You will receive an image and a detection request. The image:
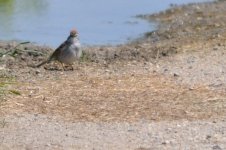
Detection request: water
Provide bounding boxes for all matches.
[0,0,210,47]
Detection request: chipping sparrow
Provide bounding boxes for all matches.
[36,29,82,70]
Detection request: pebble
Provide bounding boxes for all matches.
[162,140,170,145]
[212,145,222,150]
[173,73,179,77]
[206,135,211,139]
[35,70,41,74]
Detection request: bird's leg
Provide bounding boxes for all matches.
[70,64,74,71]
[65,64,74,71]
[60,62,66,71]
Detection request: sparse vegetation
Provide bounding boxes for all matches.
[0,73,16,105]
[80,51,91,62]
[0,118,7,128]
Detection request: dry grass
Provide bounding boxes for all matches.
[1,65,226,122]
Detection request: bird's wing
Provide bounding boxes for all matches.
[49,40,68,61]
[35,41,67,68]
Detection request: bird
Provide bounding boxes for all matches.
[36,29,82,70]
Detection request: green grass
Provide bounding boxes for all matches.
[9,90,21,95]
[80,51,91,62]
[0,118,7,128]
[0,80,7,98]
[0,73,16,104]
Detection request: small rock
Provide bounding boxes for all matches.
[173,73,179,77]
[162,140,170,145]
[0,66,6,70]
[35,70,41,74]
[21,56,26,60]
[189,87,194,90]
[2,55,15,62]
[217,43,222,46]
[212,145,222,150]
[213,47,218,51]
[206,135,211,139]
[177,124,181,127]
[127,129,134,132]
[209,83,223,88]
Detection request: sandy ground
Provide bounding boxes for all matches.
[1,0,226,149]
[1,114,226,150]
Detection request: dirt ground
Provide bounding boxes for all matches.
[1,1,226,149]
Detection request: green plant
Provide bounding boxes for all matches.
[80,51,90,62]
[0,73,16,105]
[0,119,7,128]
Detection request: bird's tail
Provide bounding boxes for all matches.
[35,60,49,68]
[35,51,58,68]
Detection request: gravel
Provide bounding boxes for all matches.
[0,114,226,150]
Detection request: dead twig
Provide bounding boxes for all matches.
[0,41,30,57]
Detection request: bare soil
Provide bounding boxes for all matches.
[1,1,226,149]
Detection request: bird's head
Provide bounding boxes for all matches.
[70,28,78,37]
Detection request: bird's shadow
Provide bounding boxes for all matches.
[28,63,74,71]
[43,65,74,71]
